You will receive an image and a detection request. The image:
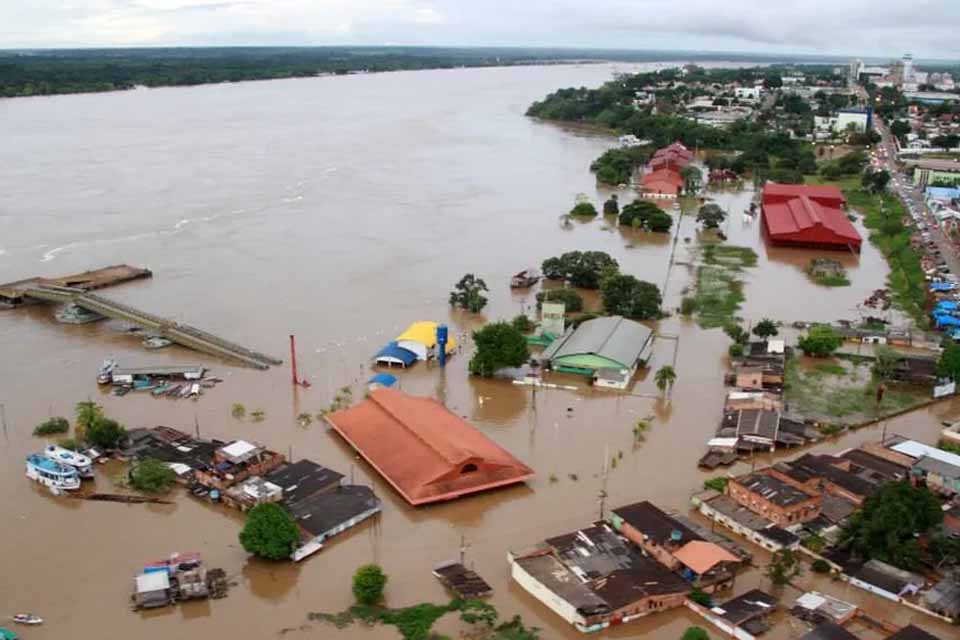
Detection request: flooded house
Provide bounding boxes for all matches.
[541,315,654,388]
[727,471,822,528]
[325,388,533,505]
[509,523,690,633]
[609,501,743,593]
[265,460,381,561]
[707,589,779,637]
[193,440,285,491]
[122,426,223,484]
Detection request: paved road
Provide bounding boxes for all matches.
[871,116,960,278]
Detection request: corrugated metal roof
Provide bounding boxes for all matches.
[543,316,652,370]
[892,440,960,467]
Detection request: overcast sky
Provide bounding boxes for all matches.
[2,1,958,59]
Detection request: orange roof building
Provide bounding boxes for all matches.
[325,388,534,505]
[641,168,684,197]
[673,540,741,576]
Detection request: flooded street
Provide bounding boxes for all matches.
[1,64,957,639]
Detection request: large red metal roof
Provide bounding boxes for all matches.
[761,183,861,249]
[326,388,533,505]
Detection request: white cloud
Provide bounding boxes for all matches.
[0,0,957,58]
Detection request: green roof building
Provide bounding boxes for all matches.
[542,316,654,382]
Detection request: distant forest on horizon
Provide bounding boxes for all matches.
[0,46,955,99]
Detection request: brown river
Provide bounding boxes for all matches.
[1,63,957,639]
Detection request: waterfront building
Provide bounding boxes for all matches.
[541,315,654,386]
[761,184,862,252]
[727,470,822,527]
[326,388,533,505]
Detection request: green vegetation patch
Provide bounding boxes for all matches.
[785,355,928,423]
[692,244,757,329]
[844,188,927,325]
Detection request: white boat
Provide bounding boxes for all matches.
[25,454,80,492]
[43,445,94,479]
[12,614,42,625]
[97,358,117,385]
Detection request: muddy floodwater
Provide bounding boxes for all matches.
[1,64,957,639]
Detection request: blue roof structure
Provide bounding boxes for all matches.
[930,282,957,292]
[373,342,417,367]
[927,186,960,201]
[936,315,960,328]
[937,301,958,311]
[368,373,398,387]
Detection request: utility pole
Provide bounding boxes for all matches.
[598,444,610,521]
[194,414,200,438]
[459,533,469,566]
[1,403,7,441]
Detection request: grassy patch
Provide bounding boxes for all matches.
[814,362,847,376]
[785,355,929,423]
[693,244,757,329]
[844,188,928,326]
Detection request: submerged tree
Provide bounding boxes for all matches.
[696,203,725,229]
[129,458,177,494]
[600,274,661,319]
[449,273,489,313]
[654,365,677,397]
[469,322,529,377]
[602,194,620,216]
[766,548,802,586]
[352,564,388,605]
[797,324,843,357]
[239,503,301,560]
[752,318,779,339]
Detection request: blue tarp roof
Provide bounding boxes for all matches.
[368,373,398,387]
[373,342,417,366]
[936,315,960,328]
[936,301,959,310]
[931,283,957,292]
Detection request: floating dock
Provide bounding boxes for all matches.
[23,284,281,369]
[0,264,152,308]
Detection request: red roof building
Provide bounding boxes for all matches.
[761,183,861,252]
[325,388,533,505]
[641,168,684,197]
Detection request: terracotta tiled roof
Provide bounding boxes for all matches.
[326,388,533,505]
[673,540,741,575]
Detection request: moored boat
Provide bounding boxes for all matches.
[142,336,173,350]
[11,614,42,625]
[97,358,117,385]
[55,303,105,325]
[25,454,81,492]
[44,444,94,479]
[510,268,541,289]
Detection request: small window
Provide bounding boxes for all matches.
[461,463,478,474]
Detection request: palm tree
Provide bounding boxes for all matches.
[74,399,103,441]
[654,365,677,397]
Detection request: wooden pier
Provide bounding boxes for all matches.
[23,284,282,369]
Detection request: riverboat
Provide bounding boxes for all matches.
[25,454,81,492]
[11,614,42,625]
[143,336,173,349]
[43,444,94,479]
[55,303,104,324]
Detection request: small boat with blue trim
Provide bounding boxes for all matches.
[25,454,81,492]
[44,444,94,479]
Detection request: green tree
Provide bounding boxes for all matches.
[681,627,710,640]
[536,288,584,312]
[724,323,749,344]
[600,274,662,319]
[469,322,530,377]
[231,403,246,419]
[729,343,744,357]
[603,194,620,216]
[681,165,702,194]
[459,599,499,628]
[449,273,489,313]
[86,416,126,449]
[862,169,891,193]
[654,365,677,396]
[696,204,725,229]
[75,400,104,442]
[766,548,802,586]
[838,482,943,570]
[511,314,534,334]
[239,503,302,560]
[889,119,911,141]
[936,341,960,383]
[540,251,619,289]
[874,345,904,380]
[129,458,177,494]
[688,587,712,607]
[797,324,843,357]
[569,201,598,217]
[352,564,388,605]
[33,416,69,436]
[619,199,673,232]
[752,318,779,339]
